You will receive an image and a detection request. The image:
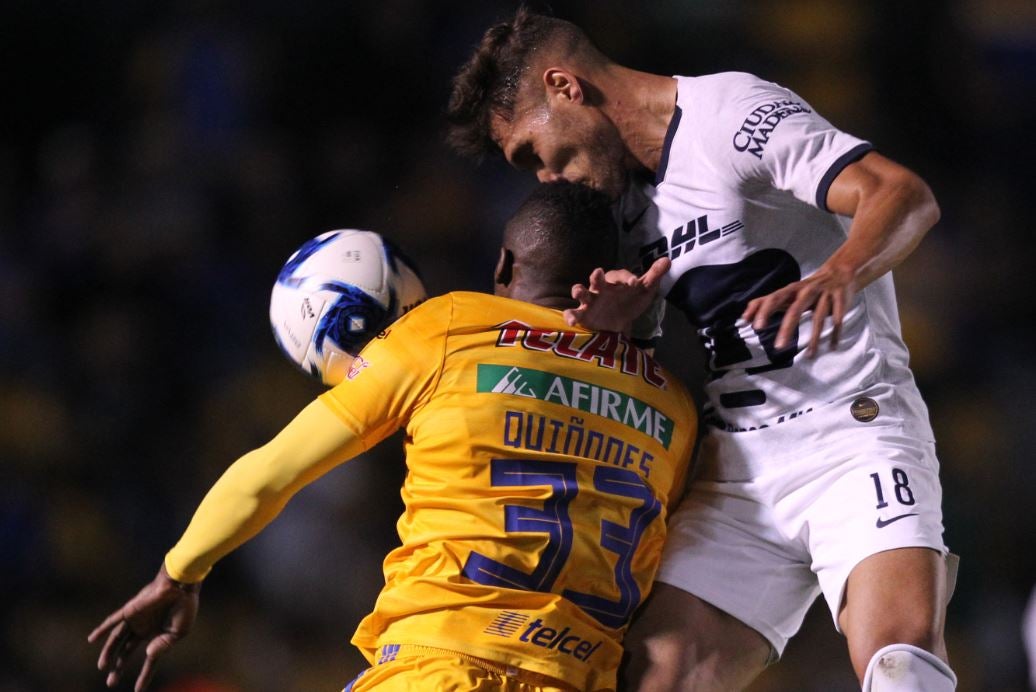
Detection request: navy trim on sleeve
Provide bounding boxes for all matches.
[654,105,683,186]
[815,142,874,212]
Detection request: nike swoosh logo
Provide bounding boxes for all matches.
[622,206,648,234]
[875,513,918,529]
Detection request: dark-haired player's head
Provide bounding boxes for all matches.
[447,7,629,198]
[495,180,618,308]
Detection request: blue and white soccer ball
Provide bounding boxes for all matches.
[270,229,426,385]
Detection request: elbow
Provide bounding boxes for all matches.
[926,192,941,229]
[891,168,940,234]
[226,444,292,500]
[913,177,940,231]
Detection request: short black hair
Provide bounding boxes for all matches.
[504,181,618,289]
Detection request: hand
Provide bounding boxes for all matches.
[88,564,201,691]
[741,265,855,358]
[563,257,671,335]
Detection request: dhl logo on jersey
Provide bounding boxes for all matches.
[494,320,667,389]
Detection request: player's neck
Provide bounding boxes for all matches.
[599,67,677,174]
[500,281,576,312]
[533,296,577,311]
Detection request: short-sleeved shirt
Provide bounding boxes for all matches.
[620,72,933,438]
[320,292,696,691]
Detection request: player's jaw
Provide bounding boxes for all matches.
[560,156,627,201]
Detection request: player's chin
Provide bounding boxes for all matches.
[580,171,627,201]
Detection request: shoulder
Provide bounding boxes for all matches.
[677,72,803,119]
[681,71,772,90]
[400,292,453,321]
[380,292,455,342]
[446,292,575,335]
[662,73,791,177]
[400,292,559,333]
[438,291,508,322]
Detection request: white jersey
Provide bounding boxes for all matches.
[620,72,933,437]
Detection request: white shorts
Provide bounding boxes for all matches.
[656,388,948,656]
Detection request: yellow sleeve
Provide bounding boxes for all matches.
[164,398,364,583]
[163,297,452,584]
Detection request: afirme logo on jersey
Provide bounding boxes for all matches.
[732,99,811,158]
[477,364,674,449]
[484,611,603,662]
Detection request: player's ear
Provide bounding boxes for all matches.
[494,248,514,294]
[543,68,584,104]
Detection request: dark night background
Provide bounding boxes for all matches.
[1,1,1034,690]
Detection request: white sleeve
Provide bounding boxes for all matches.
[716,75,872,211]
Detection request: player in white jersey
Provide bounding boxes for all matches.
[448,8,956,692]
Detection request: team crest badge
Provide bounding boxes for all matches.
[850,397,879,422]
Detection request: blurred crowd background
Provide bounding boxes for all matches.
[2,1,1034,690]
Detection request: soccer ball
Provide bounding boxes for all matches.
[270,229,426,385]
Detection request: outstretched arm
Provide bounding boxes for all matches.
[563,257,671,335]
[741,151,940,356]
[88,399,363,690]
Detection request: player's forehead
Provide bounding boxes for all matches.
[490,103,549,156]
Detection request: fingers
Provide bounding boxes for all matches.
[746,289,789,334]
[829,288,847,349]
[806,293,832,357]
[565,262,668,333]
[639,257,671,289]
[100,621,142,688]
[97,618,128,671]
[744,283,798,333]
[583,260,669,296]
[586,267,608,292]
[136,655,158,692]
[566,283,593,326]
[89,608,125,645]
[136,632,178,692]
[741,297,759,325]
[97,624,178,691]
[775,289,816,350]
[741,282,816,352]
[107,643,130,688]
[743,277,853,356]
[601,267,637,285]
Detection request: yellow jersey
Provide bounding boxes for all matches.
[319,292,696,691]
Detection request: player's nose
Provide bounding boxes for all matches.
[537,169,563,183]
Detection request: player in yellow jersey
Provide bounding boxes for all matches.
[88,181,695,692]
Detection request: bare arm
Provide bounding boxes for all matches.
[741,151,940,356]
